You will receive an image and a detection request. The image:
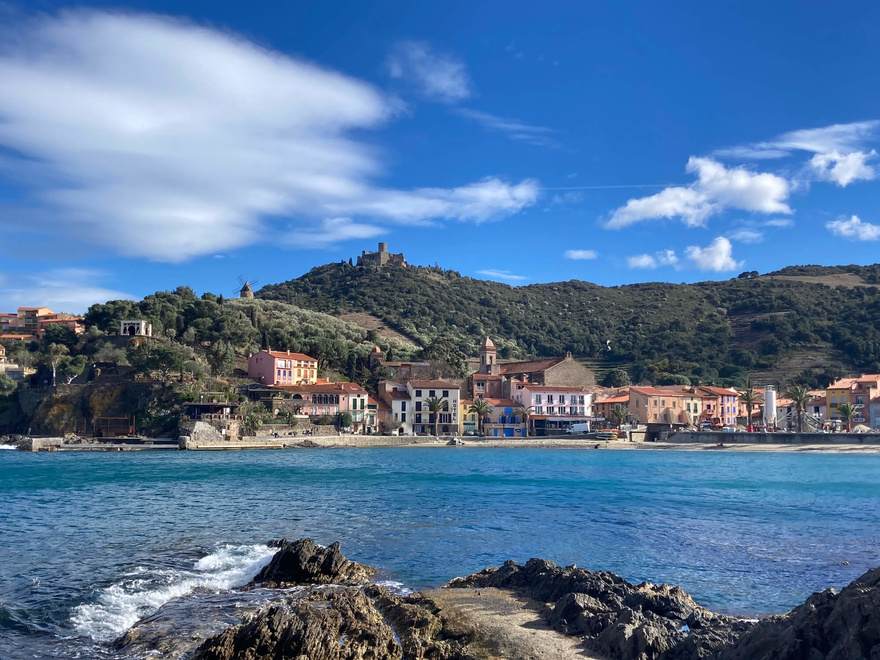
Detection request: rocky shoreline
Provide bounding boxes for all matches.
[112,538,880,660]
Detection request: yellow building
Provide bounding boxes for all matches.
[826,375,880,424]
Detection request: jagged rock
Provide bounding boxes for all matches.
[250,538,375,588]
[717,566,880,660]
[364,585,478,660]
[448,558,753,660]
[193,588,401,660]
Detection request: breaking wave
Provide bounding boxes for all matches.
[71,543,275,642]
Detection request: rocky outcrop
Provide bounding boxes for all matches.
[250,538,375,588]
[717,566,880,660]
[194,588,402,660]
[448,558,753,660]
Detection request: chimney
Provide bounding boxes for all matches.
[287,349,290,355]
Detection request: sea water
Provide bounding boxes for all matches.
[1,447,879,658]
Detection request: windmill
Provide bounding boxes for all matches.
[234,275,259,299]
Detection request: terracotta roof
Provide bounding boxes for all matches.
[498,358,564,375]
[630,386,695,397]
[264,351,316,361]
[471,374,503,380]
[385,391,410,401]
[408,380,459,389]
[481,398,518,407]
[596,394,629,405]
[460,398,474,405]
[696,386,740,396]
[514,384,589,393]
[277,382,366,394]
[0,334,37,341]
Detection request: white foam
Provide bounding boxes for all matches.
[72,543,275,642]
[373,580,415,596]
[0,444,18,450]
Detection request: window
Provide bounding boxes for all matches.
[536,406,543,414]
[443,390,449,397]
[547,407,555,414]
[400,413,406,422]
[415,390,422,397]
[579,395,585,405]
[535,395,542,404]
[401,401,407,411]
[415,414,422,424]
[547,395,554,404]
[570,407,577,415]
[429,390,436,397]
[415,401,422,411]
[672,401,676,409]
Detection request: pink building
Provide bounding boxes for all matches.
[510,381,593,435]
[247,350,318,386]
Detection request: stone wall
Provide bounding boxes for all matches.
[544,357,597,388]
[669,431,880,445]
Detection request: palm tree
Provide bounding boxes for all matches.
[739,387,760,431]
[785,384,810,433]
[836,402,857,432]
[609,404,630,429]
[469,399,493,436]
[514,406,534,436]
[424,396,447,436]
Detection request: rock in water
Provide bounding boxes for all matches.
[250,538,375,588]
[448,558,753,660]
[193,588,402,660]
[717,566,880,660]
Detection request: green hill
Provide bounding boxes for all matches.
[258,262,880,388]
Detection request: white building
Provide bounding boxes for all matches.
[510,381,593,435]
[120,320,152,337]
[407,380,461,435]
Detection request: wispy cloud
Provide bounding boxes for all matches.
[685,237,742,272]
[727,228,764,243]
[716,121,880,187]
[763,218,794,228]
[626,249,678,269]
[0,12,536,262]
[606,158,791,229]
[288,217,385,249]
[0,269,134,314]
[386,40,471,103]
[477,269,528,282]
[826,215,880,241]
[564,249,597,260]
[456,109,557,147]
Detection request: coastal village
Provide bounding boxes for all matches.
[2,244,880,448]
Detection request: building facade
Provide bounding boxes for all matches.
[826,375,880,425]
[120,320,152,337]
[1,307,85,338]
[248,350,318,386]
[407,380,461,435]
[510,381,593,435]
[628,387,702,425]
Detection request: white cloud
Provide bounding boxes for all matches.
[685,237,742,272]
[763,218,794,228]
[0,12,535,262]
[728,228,764,243]
[0,269,135,314]
[717,121,880,187]
[809,150,877,186]
[477,269,528,282]
[626,249,677,269]
[386,40,471,103]
[564,249,597,260]
[552,191,583,205]
[456,109,557,147]
[606,157,791,229]
[825,215,880,241]
[289,217,385,249]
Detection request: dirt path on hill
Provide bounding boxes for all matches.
[422,587,604,660]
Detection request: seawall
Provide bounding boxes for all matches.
[669,431,880,445]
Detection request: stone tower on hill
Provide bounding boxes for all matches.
[357,242,407,267]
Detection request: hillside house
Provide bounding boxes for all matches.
[826,375,880,425]
[248,350,318,386]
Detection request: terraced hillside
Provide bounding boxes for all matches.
[258,262,880,388]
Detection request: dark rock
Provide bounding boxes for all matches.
[448,558,753,660]
[717,566,880,660]
[250,538,375,588]
[193,588,401,660]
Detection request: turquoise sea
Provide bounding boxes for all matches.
[1,447,879,659]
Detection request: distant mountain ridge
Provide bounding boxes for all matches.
[258,261,880,388]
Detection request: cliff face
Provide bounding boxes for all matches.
[13,381,175,436]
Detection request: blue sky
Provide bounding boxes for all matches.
[1,0,880,312]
